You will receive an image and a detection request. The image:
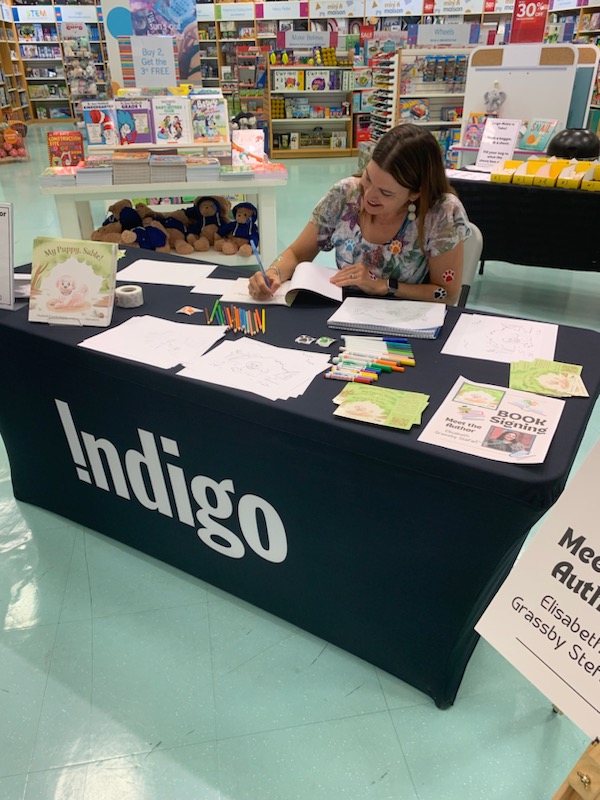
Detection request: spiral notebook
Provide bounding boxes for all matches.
[327,298,446,339]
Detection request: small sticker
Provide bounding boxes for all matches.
[442,270,455,283]
[177,306,202,315]
[434,287,447,300]
[296,334,316,344]
[316,337,336,347]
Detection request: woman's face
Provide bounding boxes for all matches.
[502,432,518,442]
[360,161,417,218]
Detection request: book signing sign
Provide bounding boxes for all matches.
[476,439,600,739]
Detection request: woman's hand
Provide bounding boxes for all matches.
[329,264,387,296]
[248,268,282,301]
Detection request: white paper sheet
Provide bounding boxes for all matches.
[178,338,331,400]
[217,276,291,305]
[441,314,558,363]
[79,315,227,368]
[190,277,246,296]
[116,259,217,286]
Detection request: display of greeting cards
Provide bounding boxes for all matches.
[114,98,154,145]
[29,237,118,327]
[82,100,119,147]
[151,96,193,146]
[517,119,559,152]
[189,92,229,144]
[46,130,84,167]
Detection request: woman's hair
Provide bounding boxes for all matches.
[371,124,453,246]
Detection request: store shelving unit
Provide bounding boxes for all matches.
[269,64,354,158]
[11,1,109,123]
[0,1,31,122]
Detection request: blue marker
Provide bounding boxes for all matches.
[251,241,271,289]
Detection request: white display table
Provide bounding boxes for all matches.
[40,176,287,267]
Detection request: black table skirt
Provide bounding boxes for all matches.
[1,248,598,708]
[450,177,600,272]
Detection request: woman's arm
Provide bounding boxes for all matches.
[249,221,321,300]
[329,240,464,305]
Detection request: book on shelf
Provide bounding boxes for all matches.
[28,237,118,328]
[114,97,154,145]
[82,100,119,147]
[330,131,347,149]
[517,119,559,152]
[40,166,78,186]
[46,130,84,168]
[190,92,230,145]
[327,298,446,338]
[151,96,194,146]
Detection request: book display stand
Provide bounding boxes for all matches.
[553,740,600,800]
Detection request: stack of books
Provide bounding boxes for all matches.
[40,166,78,187]
[111,150,151,184]
[75,154,113,186]
[219,165,255,180]
[183,154,220,182]
[149,153,187,183]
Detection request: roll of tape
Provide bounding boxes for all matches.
[116,284,144,308]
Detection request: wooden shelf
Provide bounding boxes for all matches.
[272,117,352,125]
[273,147,352,158]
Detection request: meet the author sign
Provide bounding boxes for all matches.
[476,440,600,738]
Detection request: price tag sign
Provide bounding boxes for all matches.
[509,0,549,43]
[131,35,177,88]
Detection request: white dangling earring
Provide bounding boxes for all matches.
[407,201,417,221]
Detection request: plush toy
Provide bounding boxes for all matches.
[185,196,232,251]
[483,86,506,115]
[214,202,258,257]
[120,219,171,253]
[91,200,143,243]
[134,201,198,255]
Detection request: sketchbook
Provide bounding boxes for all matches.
[327,298,446,338]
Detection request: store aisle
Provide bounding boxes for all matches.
[0,123,598,800]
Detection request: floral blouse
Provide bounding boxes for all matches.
[310,176,471,284]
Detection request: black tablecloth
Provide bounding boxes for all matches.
[450,177,600,271]
[1,248,598,708]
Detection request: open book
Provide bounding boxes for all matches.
[283,261,342,306]
[327,297,446,338]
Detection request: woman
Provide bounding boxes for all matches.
[249,124,470,305]
[484,431,526,453]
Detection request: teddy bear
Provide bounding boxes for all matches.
[214,202,258,257]
[185,196,232,251]
[120,218,171,253]
[134,202,195,255]
[90,200,143,243]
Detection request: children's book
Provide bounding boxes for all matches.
[46,130,84,167]
[517,119,559,152]
[28,237,118,327]
[114,97,154,145]
[82,100,119,147]
[462,112,487,149]
[189,92,230,144]
[151,96,193,146]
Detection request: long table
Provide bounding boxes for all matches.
[40,176,287,267]
[1,249,599,708]
[449,176,600,272]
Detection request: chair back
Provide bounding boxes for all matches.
[457,222,483,307]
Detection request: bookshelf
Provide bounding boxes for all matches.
[0,0,31,122]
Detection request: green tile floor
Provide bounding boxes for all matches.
[0,123,598,799]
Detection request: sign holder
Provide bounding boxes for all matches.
[0,202,14,311]
[552,739,600,799]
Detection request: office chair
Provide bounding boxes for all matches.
[457,222,483,307]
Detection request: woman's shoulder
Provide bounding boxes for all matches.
[328,175,361,199]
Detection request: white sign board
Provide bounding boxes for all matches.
[309,0,364,18]
[475,117,522,170]
[217,3,256,20]
[433,0,484,11]
[417,23,473,46]
[365,0,420,16]
[284,30,331,47]
[257,1,304,20]
[56,5,98,23]
[12,5,56,22]
[0,203,14,312]
[131,36,177,88]
[196,3,215,22]
[476,439,600,740]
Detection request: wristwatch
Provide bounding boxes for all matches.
[387,277,398,296]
